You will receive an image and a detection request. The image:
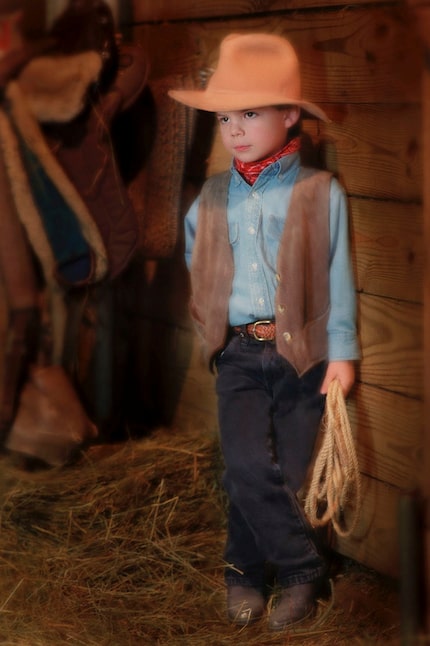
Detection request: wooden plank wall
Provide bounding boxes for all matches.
[133,0,423,578]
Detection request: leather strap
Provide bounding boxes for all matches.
[232,320,276,341]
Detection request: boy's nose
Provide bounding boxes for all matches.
[231,121,244,136]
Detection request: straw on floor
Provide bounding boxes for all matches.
[0,425,398,645]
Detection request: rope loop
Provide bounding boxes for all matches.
[304,378,362,537]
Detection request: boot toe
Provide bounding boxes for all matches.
[227,585,265,625]
[268,582,316,631]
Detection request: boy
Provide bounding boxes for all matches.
[169,33,359,631]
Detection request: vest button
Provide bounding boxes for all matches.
[283,331,292,343]
[278,304,285,313]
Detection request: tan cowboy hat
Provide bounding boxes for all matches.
[168,33,329,122]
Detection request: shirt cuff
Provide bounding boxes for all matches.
[328,331,361,362]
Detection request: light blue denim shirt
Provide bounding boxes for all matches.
[185,153,360,361]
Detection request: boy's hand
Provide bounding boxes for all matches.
[320,360,355,397]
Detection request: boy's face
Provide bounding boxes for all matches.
[216,105,300,163]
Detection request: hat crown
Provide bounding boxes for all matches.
[207,33,302,103]
[168,32,329,121]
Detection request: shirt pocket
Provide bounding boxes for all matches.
[264,214,284,269]
[228,221,239,246]
[266,213,284,242]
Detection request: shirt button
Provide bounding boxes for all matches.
[248,226,256,235]
[258,297,265,306]
[251,263,258,271]
[283,331,292,343]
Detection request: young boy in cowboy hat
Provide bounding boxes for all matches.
[169,33,359,631]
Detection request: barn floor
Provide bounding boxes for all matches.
[0,425,404,645]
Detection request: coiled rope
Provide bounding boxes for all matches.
[304,378,362,537]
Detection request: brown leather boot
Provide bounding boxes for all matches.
[227,585,265,626]
[268,582,317,631]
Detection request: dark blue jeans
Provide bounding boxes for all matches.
[215,333,326,591]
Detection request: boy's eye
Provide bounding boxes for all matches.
[244,111,257,119]
[217,115,229,124]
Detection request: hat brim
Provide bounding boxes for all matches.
[168,89,330,122]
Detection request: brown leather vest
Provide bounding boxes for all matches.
[189,166,332,376]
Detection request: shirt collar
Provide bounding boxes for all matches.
[231,151,301,187]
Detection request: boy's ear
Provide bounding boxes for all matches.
[284,106,301,128]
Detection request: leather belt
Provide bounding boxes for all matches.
[232,320,276,341]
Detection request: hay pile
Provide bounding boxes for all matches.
[0,426,399,645]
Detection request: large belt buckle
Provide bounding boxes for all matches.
[252,320,273,341]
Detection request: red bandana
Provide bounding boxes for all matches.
[234,137,301,185]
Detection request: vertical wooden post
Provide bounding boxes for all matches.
[420,13,430,640]
[406,1,430,638]
[411,0,430,636]
[424,48,430,643]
